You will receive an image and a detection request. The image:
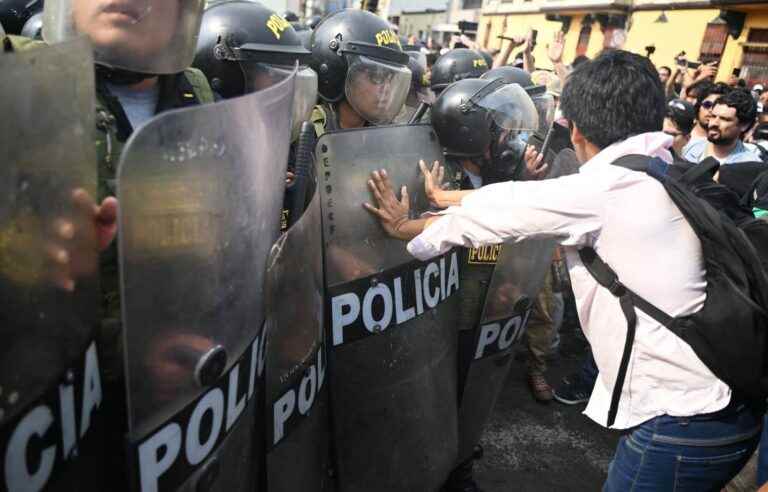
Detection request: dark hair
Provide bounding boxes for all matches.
[572,55,589,68]
[666,99,695,135]
[687,79,713,101]
[659,65,672,75]
[695,81,730,113]
[715,88,758,126]
[560,50,664,149]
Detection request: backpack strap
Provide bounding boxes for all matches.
[580,152,676,427]
[578,247,673,427]
[681,156,720,185]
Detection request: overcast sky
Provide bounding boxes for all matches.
[389,0,449,14]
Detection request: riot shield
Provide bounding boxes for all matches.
[318,125,460,492]
[118,72,295,492]
[0,38,106,491]
[456,238,556,462]
[264,191,330,492]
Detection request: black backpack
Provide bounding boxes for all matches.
[581,155,768,427]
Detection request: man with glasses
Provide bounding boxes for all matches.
[682,82,731,159]
[683,88,761,164]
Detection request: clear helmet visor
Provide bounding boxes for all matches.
[42,0,205,74]
[244,64,318,139]
[476,83,540,132]
[531,93,556,135]
[345,54,411,126]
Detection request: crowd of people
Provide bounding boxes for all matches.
[3,1,768,491]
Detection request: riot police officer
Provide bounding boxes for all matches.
[366,77,555,492]
[393,46,435,123]
[308,8,412,135]
[28,0,213,485]
[193,0,320,228]
[430,48,490,96]
[193,0,318,138]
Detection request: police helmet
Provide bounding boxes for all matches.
[431,78,539,159]
[194,1,318,136]
[306,14,323,30]
[43,0,205,74]
[478,49,494,68]
[481,66,555,134]
[309,9,411,125]
[0,0,42,35]
[20,11,43,40]
[403,47,432,103]
[430,48,489,93]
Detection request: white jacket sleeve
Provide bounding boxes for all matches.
[406,173,605,261]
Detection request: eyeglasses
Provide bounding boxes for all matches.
[701,100,716,110]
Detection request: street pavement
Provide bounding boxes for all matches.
[475,325,621,492]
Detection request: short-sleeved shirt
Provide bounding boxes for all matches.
[681,138,762,164]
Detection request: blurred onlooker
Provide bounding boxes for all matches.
[663,99,696,158]
[546,31,568,89]
[680,60,719,99]
[658,65,672,86]
[686,81,731,143]
[682,88,761,164]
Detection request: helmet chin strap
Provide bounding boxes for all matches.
[96,65,156,86]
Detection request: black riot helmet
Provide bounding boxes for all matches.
[193,1,318,135]
[430,48,489,93]
[403,47,433,105]
[309,8,411,125]
[0,0,42,35]
[431,78,540,164]
[481,66,533,88]
[20,11,43,40]
[481,66,555,135]
[478,49,494,68]
[306,14,323,30]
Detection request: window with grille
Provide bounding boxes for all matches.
[699,22,729,64]
[742,29,768,87]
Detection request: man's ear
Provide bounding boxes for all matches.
[570,123,586,147]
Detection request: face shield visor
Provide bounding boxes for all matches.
[344,54,411,126]
[243,63,318,138]
[529,91,556,136]
[471,82,540,176]
[42,0,205,74]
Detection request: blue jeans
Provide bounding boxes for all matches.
[757,415,768,486]
[603,401,762,492]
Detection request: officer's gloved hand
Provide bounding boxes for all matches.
[46,189,117,291]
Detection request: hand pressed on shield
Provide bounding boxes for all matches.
[523,145,549,180]
[419,159,445,208]
[363,169,412,240]
[47,189,117,291]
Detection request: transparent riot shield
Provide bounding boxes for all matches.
[264,191,330,492]
[317,124,459,492]
[0,38,105,492]
[118,72,295,492]
[456,238,556,462]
